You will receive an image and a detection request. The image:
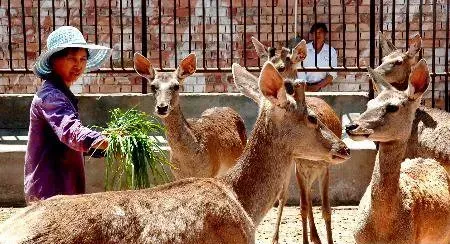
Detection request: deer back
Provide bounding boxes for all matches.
[0,178,253,244]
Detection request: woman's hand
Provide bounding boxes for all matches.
[306,75,333,92]
[86,138,109,158]
[92,138,109,150]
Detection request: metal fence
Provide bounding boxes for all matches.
[0,0,448,111]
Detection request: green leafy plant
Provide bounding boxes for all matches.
[98,108,172,190]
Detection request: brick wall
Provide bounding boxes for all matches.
[0,0,448,104]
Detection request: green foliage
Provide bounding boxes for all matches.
[99,108,172,190]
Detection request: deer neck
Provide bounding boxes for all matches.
[220,103,294,225]
[162,104,198,153]
[369,140,407,216]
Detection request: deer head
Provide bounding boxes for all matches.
[134,53,197,118]
[373,32,422,91]
[346,59,430,142]
[251,37,307,79]
[233,62,350,164]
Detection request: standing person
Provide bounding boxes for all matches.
[297,23,337,92]
[25,26,111,203]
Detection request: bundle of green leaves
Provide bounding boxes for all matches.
[97,108,172,190]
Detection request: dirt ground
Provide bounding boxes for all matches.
[0,206,358,243]
[256,206,357,243]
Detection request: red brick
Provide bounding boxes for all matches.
[99,85,120,93]
[89,85,100,93]
[0,78,9,86]
[205,84,215,92]
[104,77,116,85]
[121,85,132,93]
[26,85,37,93]
[131,85,142,93]
[82,85,90,93]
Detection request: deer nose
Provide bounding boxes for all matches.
[345,123,359,133]
[278,66,286,72]
[156,105,169,114]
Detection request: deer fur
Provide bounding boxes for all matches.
[241,37,346,244]
[375,32,450,170]
[346,59,450,243]
[0,62,350,244]
[134,53,246,179]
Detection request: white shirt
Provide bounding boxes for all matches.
[297,42,337,84]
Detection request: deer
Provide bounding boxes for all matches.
[247,37,345,244]
[0,62,351,244]
[133,52,247,179]
[375,32,450,171]
[345,59,450,243]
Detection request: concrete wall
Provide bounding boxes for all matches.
[0,146,376,206]
[0,92,376,206]
[0,92,370,130]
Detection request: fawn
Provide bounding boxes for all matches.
[134,53,247,179]
[245,37,346,244]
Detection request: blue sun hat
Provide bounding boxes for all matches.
[33,26,112,78]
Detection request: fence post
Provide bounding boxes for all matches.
[368,0,375,99]
[141,0,148,94]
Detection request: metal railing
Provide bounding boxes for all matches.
[0,0,448,111]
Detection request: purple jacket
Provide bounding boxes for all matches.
[24,80,105,202]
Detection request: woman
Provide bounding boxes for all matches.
[26,26,111,203]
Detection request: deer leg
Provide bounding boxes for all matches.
[296,163,309,244]
[307,185,322,244]
[320,168,333,244]
[271,189,286,244]
[272,170,291,244]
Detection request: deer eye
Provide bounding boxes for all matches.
[173,84,180,91]
[284,81,294,95]
[386,104,399,113]
[307,114,318,124]
[268,47,276,58]
[150,84,158,93]
[395,60,403,65]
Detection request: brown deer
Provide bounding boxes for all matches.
[346,59,450,243]
[133,53,247,179]
[249,37,344,244]
[375,32,450,170]
[0,62,350,243]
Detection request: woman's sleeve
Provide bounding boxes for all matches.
[38,92,105,152]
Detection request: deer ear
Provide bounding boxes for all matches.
[367,66,394,92]
[177,53,197,81]
[290,39,307,64]
[379,31,396,57]
[293,79,307,113]
[232,63,261,104]
[406,33,422,57]
[134,53,156,80]
[405,59,430,100]
[259,62,286,103]
[251,36,269,60]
